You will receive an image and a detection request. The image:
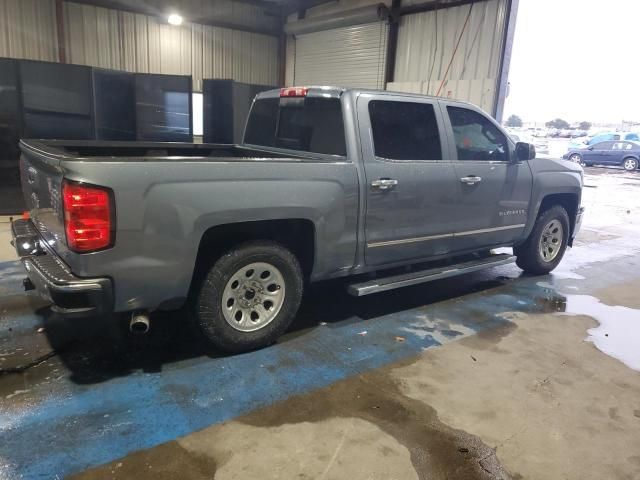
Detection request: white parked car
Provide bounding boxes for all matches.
[509,131,549,155]
[527,127,548,138]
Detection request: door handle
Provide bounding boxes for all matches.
[371,178,398,190]
[460,175,482,185]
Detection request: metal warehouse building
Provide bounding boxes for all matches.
[0,0,517,120]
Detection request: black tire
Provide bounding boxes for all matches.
[622,157,639,171]
[194,240,303,353]
[515,205,570,275]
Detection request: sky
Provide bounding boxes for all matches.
[503,0,640,125]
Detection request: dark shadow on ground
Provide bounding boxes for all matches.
[40,269,515,386]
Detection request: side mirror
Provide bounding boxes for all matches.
[515,142,536,161]
[587,146,594,150]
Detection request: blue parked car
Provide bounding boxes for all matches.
[588,132,640,144]
[563,141,640,170]
[568,132,640,150]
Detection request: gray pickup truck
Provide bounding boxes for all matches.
[11,86,584,352]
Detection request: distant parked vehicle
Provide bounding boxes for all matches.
[589,132,639,144]
[564,140,640,170]
[558,129,573,138]
[527,127,548,138]
[509,132,549,155]
[567,132,640,150]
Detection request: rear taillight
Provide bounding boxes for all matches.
[280,87,308,97]
[62,181,114,252]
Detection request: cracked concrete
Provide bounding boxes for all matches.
[393,287,640,480]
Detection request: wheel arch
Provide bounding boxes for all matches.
[188,219,316,298]
[537,193,579,244]
[622,155,640,167]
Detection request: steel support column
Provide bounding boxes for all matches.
[493,0,519,121]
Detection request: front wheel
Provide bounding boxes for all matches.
[622,157,638,171]
[515,206,570,275]
[194,240,303,353]
[569,153,584,166]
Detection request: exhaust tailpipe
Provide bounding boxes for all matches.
[129,313,150,334]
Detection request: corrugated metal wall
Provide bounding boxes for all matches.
[390,0,508,113]
[0,0,58,61]
[284,0,391,88]
[140,0,280,31]
[64,2,279,90]
[293,22,388,89]
[285,35,295,86]
[0,0,279,91]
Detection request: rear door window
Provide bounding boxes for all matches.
[244,97,346,156]
[612,142,632,150]
[244,98,278,147]
[447,106,509,161]
[368,100,443,160]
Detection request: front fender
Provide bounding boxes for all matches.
[520,159,583,240]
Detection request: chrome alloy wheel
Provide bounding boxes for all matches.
[539,219,563,262]
[623,158,638,171]
[222,262,286,332]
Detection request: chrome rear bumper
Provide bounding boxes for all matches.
[11,218,113,316]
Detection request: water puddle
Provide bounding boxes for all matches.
[563,295,640,372]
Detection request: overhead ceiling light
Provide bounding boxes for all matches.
[168,13,183,26]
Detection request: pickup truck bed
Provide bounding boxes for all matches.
[18,134,359,318]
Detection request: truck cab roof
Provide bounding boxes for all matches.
[255,86,477,108]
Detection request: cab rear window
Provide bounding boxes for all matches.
[244,97,346,156]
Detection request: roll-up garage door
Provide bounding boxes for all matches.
[293,22,388,89]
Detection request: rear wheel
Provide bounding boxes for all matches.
[622,157,638,171]
[515,206,570,275]
[194,240,303,353]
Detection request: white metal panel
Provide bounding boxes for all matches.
[285,35,295,86]
[60,2,279,91]
[64,2,124,69]
[393,0,508,111]
[388,77,496,113]
[197,24,279,91]
[294,22,388,89]
[0,0,58,61]
[147,0,280,32]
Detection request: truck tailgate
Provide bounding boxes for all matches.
[19,142,68,256]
